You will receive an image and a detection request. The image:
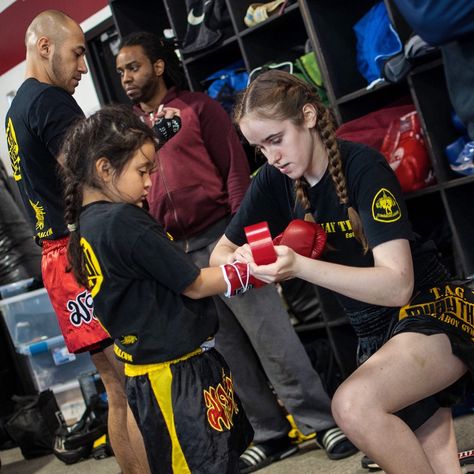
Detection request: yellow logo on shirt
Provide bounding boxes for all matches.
[372,188,401,223]
[6,117,21,181]
[121,335,138,345]
[80,237,104,297]
[29,199,53,238]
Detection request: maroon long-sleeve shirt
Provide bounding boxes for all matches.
[135,87,250,242]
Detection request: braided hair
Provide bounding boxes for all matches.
[61,104,156,287]
[233,70,368,252]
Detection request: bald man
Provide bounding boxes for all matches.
[5,11,150,473]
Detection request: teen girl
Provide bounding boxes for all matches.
[60,104,255,474]
[210,70,474,474]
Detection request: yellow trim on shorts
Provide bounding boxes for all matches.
[148,364,190,473]
[124,348,204,474]
[124,347,202,376]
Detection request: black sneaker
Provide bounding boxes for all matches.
[459,449,474,466]
[362,449,474,470]
[239,436,298,473]
[361,454,381,471]
[316,427,359,460]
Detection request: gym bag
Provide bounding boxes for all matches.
[5,390,63,459]
[203,60,249,114]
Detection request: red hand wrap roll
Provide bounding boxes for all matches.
[244,221,277,265]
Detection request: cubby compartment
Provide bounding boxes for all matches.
[163,0,235,60]
[185,40,243,91]
[305,0,379,99]
[443,183,474,278]
[408,62,461,183]
[336,82,410,124]
[405,192,457,275]
[240,7,309,70]
[228,0,298,33]
[110,0,170,38]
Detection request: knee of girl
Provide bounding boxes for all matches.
[331,384,371,435]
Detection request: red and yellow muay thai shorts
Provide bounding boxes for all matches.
[41,237,110,354]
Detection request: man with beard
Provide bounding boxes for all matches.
[116,31,357,472]
[5,11,149,473]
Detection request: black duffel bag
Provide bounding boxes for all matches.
[5,390,63,459]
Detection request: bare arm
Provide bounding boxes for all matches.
[181,267,228,299]
[250,239,414,307]
[210,234,239,265]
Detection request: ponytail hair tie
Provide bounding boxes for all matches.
[67,223,78,232]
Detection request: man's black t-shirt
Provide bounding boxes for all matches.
[79,202,219,364]
[226,140,441,311]
[5,78,84,240]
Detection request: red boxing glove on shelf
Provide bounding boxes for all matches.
[220,261,266,298]
[381,111,434,193]
[273,219,327,259]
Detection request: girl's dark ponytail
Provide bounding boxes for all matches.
[63,171,88,287]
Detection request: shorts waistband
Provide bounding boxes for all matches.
[124,347,203,376]
[41,236,70,253]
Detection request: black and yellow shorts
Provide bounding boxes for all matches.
[125,348,253,474]
[393,281,474,406]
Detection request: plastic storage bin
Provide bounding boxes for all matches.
[52,380,88,424]
[0,278,37,299]
[17,335,95,393]
[0,287,62,346]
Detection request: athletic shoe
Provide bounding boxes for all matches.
[446,138,474,176]
[361,450,474,470]
[316,427,359,460]
[239,436,298,473]
[459,449,474,466]
[361,454,381,471]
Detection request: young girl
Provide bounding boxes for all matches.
[60,104,255,474]
[210,70,474,473]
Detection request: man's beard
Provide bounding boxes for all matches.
[132,79,159,104]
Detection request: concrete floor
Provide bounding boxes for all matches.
[1,414,473,474]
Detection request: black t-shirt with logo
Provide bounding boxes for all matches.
[79,201,219,364]
[5,78,84,240]
[225,139,441,311]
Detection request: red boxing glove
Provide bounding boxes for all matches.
[381,111,434,193]
[220,261,266,298]
[273,219,327,259]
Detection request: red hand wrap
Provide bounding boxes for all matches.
[220,262,266,298]
[273,219,327,259]
[244,221,277,265]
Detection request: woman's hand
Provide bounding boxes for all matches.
[249,245,300,283]
[229,243,254,264]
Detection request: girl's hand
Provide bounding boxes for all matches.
[228,243,254,264]
[249,245,299,283]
